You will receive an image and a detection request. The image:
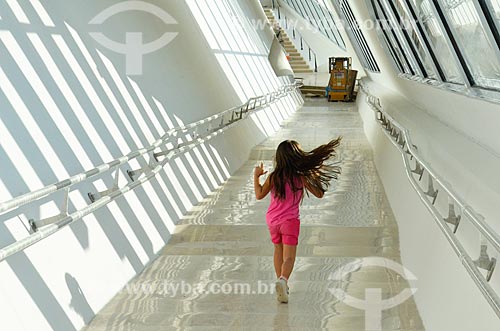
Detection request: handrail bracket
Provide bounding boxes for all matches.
[29,188,70,233]
[88,168,121,203]
[474,244,497,282]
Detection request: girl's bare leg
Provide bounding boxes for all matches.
[281,245,297,280]
[273,244,283,278]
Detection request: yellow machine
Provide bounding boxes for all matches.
[327,57,358,102]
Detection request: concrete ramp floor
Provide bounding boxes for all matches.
[83,99,424,331]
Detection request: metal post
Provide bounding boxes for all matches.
[424,173,439,205]
[444,201,461,234]
[411,161,425,181]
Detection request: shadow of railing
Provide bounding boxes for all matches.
[0,1,302,330]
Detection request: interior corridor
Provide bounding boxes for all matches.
[82,99,424,330]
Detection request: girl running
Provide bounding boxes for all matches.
[254,138,342,303]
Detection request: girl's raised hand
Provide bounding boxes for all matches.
[254,162,268,177]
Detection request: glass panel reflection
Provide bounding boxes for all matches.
[408,0,465,83]
[441,0,500,90]
[491,0,500,20]
[340,0,380,71]
[394,0,440,79]
[280,0,345,49]
[375,0,412,73]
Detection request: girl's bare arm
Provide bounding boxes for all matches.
[303,178,325,198]
[254,163,271,200]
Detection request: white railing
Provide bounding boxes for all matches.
[0,83,302,262]
[359,81,500,318]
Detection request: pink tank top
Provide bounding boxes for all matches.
[266,178,303,225]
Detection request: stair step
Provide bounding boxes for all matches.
[291,64,311,70]
[289,60,307,65]
[294,69,314,73]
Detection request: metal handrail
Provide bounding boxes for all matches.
[293,24,319,73]
[359,80,500,318]
[0,83,301,262]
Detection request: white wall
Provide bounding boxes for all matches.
[0,1,302,330]
[358,87,500,331]
[334,0,500,328]
[396,79,500,155]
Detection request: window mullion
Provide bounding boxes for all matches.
[474,0,500,55]
[341,5,372,69]
[320,0,345,47]
[310,0,332,40]
[382,0,427,77]
[316,0,340,45]
[482,0,500,47]
[344,5,376,70]
[376,0,415,75]
[432,0,474,87]
[402,0,445,81]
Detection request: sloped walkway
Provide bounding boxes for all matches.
[83,99,424,330]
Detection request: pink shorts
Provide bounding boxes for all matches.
[268,219,300,246]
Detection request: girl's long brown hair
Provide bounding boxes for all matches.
[269,137,342,200]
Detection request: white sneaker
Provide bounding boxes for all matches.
[275,278,289,303]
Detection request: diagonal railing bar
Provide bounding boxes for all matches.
[0,83,302,262]
[0,83,298,215]
[359,80,500,318]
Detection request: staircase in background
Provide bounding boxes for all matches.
[264,8,313,74]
